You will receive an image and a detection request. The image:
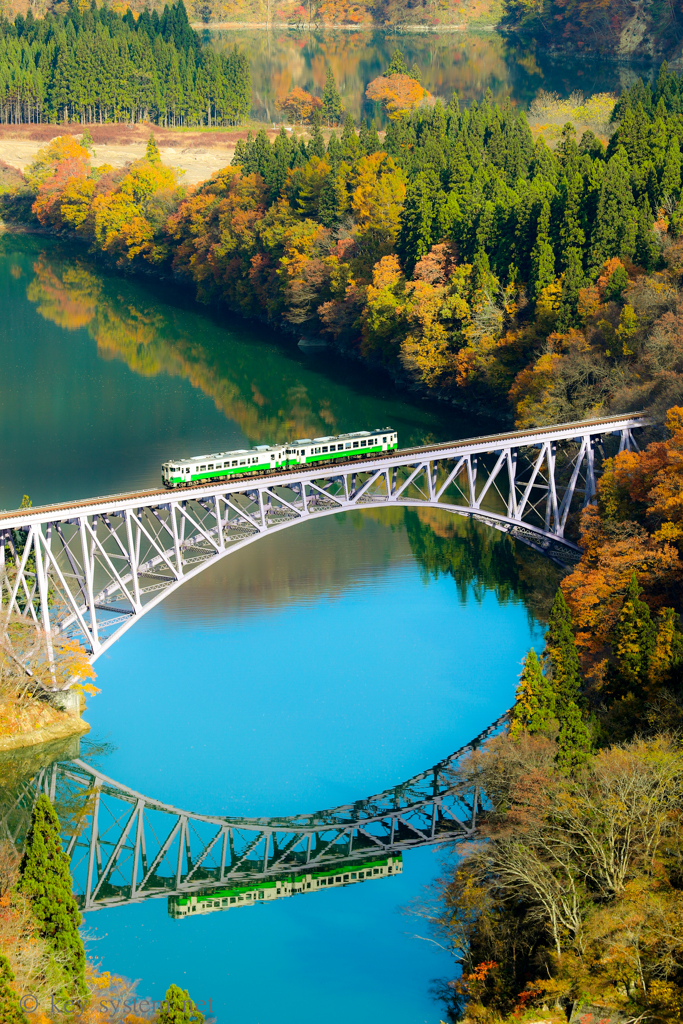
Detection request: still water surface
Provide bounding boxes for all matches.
[207,27,632,125]
[1,239,555,1021]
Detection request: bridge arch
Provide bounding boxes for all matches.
[0,413,646,663]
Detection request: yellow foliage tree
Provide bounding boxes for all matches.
[349,153,405,242]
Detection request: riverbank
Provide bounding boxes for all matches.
[193,20,495,30]
[0,697,90,752]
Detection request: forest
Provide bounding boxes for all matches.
[5,54,682,426]
[0,0,251,125]
[426,405,683,1023]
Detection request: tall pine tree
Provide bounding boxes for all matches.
[321,67,342,127]
[544,588,583,718]
[17,795,85,996]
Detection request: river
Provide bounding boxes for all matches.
[0,236,558,1021]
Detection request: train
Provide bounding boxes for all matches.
[168,854,403,919]
[161,428,398,488]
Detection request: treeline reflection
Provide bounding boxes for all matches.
[205,29,625,127]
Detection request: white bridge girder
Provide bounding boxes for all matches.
[0,413,646,665]
[1,713,507,912]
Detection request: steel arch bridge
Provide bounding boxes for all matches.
[0,413,645,665]
[0,713,507,913]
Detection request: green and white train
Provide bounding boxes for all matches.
[168,854,402,919]
[161,428,398,488]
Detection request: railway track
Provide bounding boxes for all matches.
[0,411,647,524]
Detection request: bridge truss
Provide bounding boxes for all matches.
[0,714,506,912]
[0,413,645,664]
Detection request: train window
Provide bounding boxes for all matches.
[271,453,275,459]
[374,868,379,874]
[351,873,357,879]
[208,464,214,470]
[230,897,236,903]
[231,461,237,467]
[343,874,349,881]
[345,442,352,449]
[353,442,359,448]
[359,872,364,878]
[383,437,387,442]
[222,899,228,905]
[322,446,328,453]
[336,876,342,882]
[258,891,264,899]
[388,866,393,872]
[239,461,246,466]
[200,465,206,471]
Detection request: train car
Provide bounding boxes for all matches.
[161,428,398,488]
[168,854,403,919]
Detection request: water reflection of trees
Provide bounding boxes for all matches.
[405,508,560,624]
[17,245,483,448]
[205,29,623,126]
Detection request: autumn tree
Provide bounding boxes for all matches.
[0,956,29,1024]
[510,648,556,736]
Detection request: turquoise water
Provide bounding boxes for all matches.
[1,239,555,1021]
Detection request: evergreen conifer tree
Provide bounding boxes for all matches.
[590,146,638,272]
[660,135,681,197]
[158,984,205,1024]
[544,588,582,718]
[398,172,435,274]
[610,572,657,692]
[634,196,660,271]
[321,67,342,127]
[510,649,556,736]
[530,200,555,302]
[0,955,29,1024]
[146,132,161,164]
[17,795,85,996]
[386,48,407,76]
[408,63,421,82]
[308,106,325,159]
[555,700,592,775]
[366,120,381,155]
[318,170,345,227]
[326,131,342,165]
[556,246,585,330]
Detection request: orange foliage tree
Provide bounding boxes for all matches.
[277,87,322,124]
[365,73,433,120]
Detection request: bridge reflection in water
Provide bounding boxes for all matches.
[1,714,507,916]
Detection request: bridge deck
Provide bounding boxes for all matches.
[0,412,646,527]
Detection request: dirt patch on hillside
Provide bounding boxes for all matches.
[0,124,282,185]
